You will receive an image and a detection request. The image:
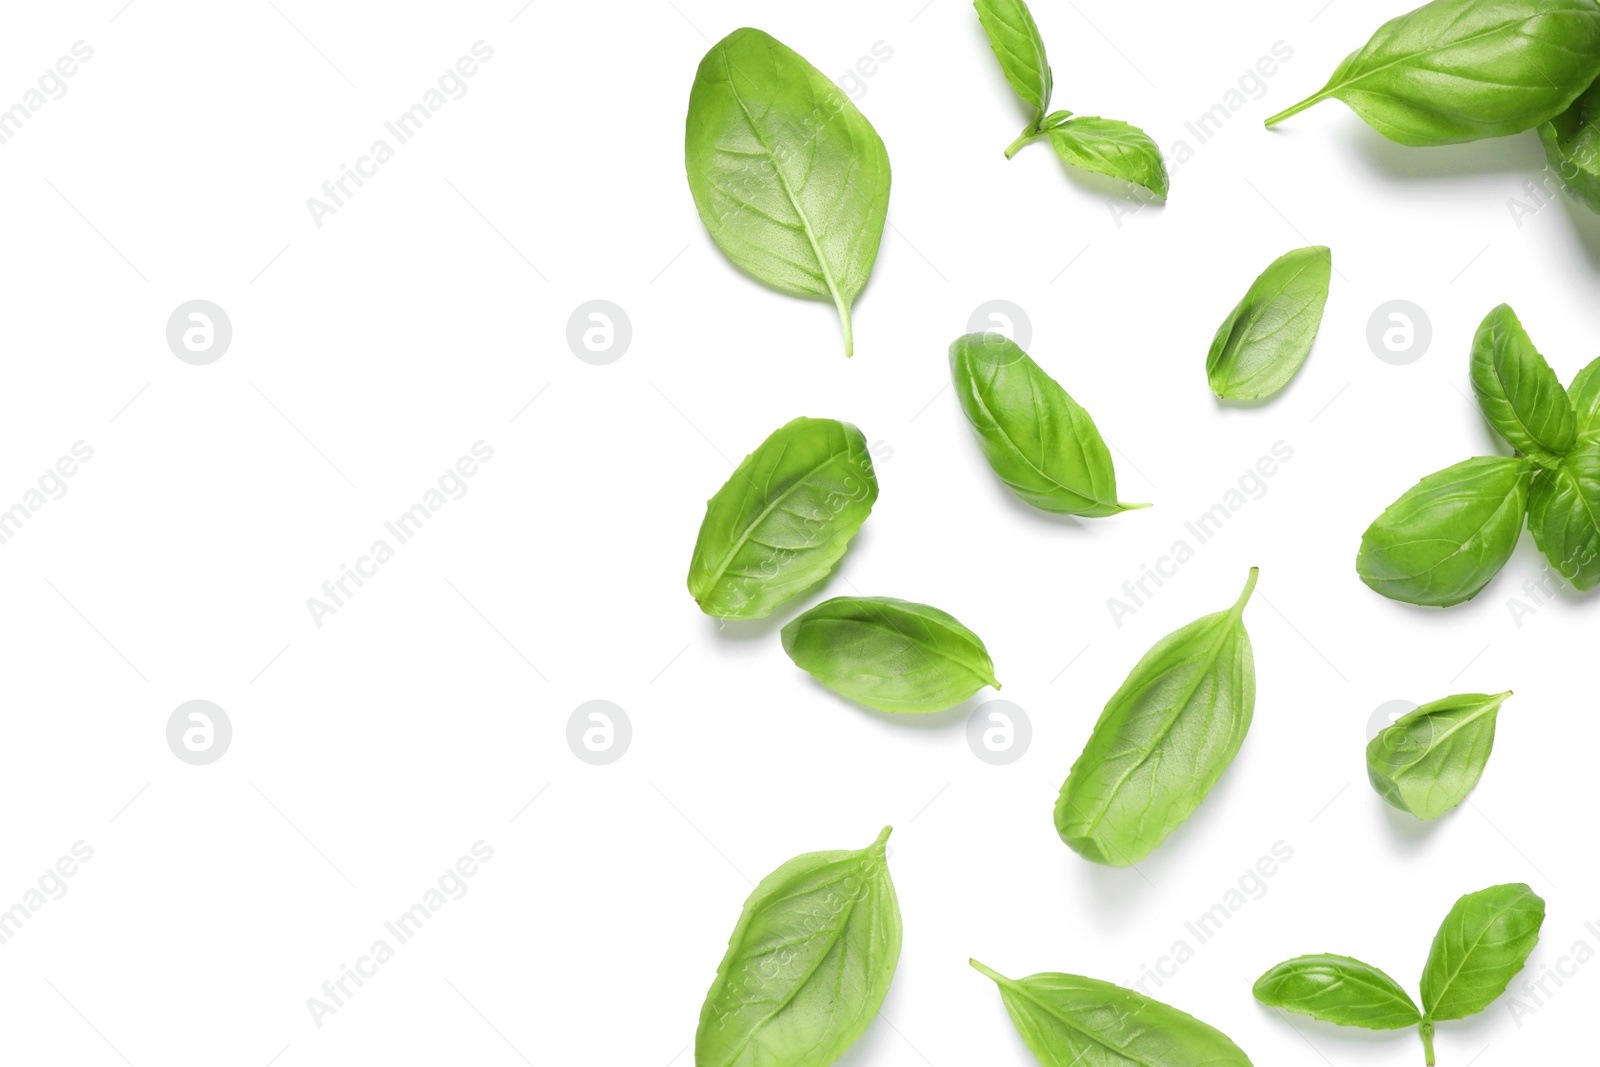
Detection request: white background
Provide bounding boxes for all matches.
[0,0,1594,1064]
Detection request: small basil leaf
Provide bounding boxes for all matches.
[949,333,1148,517]
[1528,443,1600,589]
[1252,954,1422,1030]
[971,961,1255,1066]
[1356,457,1533,607]
[696,827,900,1067]
[685,28,892,357]
[688,417,878,620]
[1041,115,1170,199]
[1421,883,1545,1022]
[781,596,999,713]
[975,0,1052,127]
[1469,304,1575,464]
[1266,0,1600,146]
[1567,356,1600,441]
[1366,692,1509,820]
[1055,569,1257,867]
[1205,246,1332,400]
[1538,76,1600,215]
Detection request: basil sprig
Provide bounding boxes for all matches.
[1256,883,1545,1065]
[1358,304,1600,604]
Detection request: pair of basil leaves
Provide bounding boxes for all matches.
[1255,883,1546,1066]
[1368,691,1510,821]
[974,0,1168,198]
[1358,304,1600,606]
[687,416,1000,714]
[1271,0,1600,218]
[695,830,1262,1067]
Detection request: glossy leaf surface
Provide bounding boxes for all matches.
[1265,0,1600,146]
[1469,304,1575,465]
[1421,883,1545,1021]
[685,28,892,356]
[688,417,877,619]
[1366,692,1508,819]
[1054,569,1257,866]
[972,961,1255,1066]
[1253,954,1422,1030]
[1206,246,1332,400]
[949,333,1147,517]
[1042,112,1170,198]
[1356,457,1533,607]
[1528,442,1600,589]
[696,827,900,1067]
[782,596,999,713]
[975,0,1052,123]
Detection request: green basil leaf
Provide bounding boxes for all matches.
[1265,0,1600,146]
[1538,76,1600,215]
[1421,883,1545,1023]
[1356,457,1533,607]
[685,28,892,357]
[1054,569,1257,866]
[971,961,1255,1066]
[696,827,900,1067]
[688,417,878,620]
[1041,114,1170,199]
[1470,304,1576,464]
[1528,442,1600,589]
[1366,692,1509,820]
[1566,356,1600,441]
[975,0,1052,126]
[1205,246,1332,400]
[781,596,999,713]
[949,333,1148,517]
[1252,954,1422,1030]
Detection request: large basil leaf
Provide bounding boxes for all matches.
[1356,457,1533,607]
[1252,954,1422,1030]
[1265,0,1600,146]
[971,961,1255,1066]
[1366,691,1508,820]
[949,333,1147,517]
[1041,112,1170,199]
[685,28,892,357]
[1421,883,1544,1022]
[696,827,900,1067]
[1469,304,1575,465]
[1206,246,1332,400]
[1538,76,1600,215]
[688,417,877,619]
[781,596,999,713]
[1528,442,1600,588]
[975,0,1052,126]
[1566,356,1600,441]
[1054,569,1257,866]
